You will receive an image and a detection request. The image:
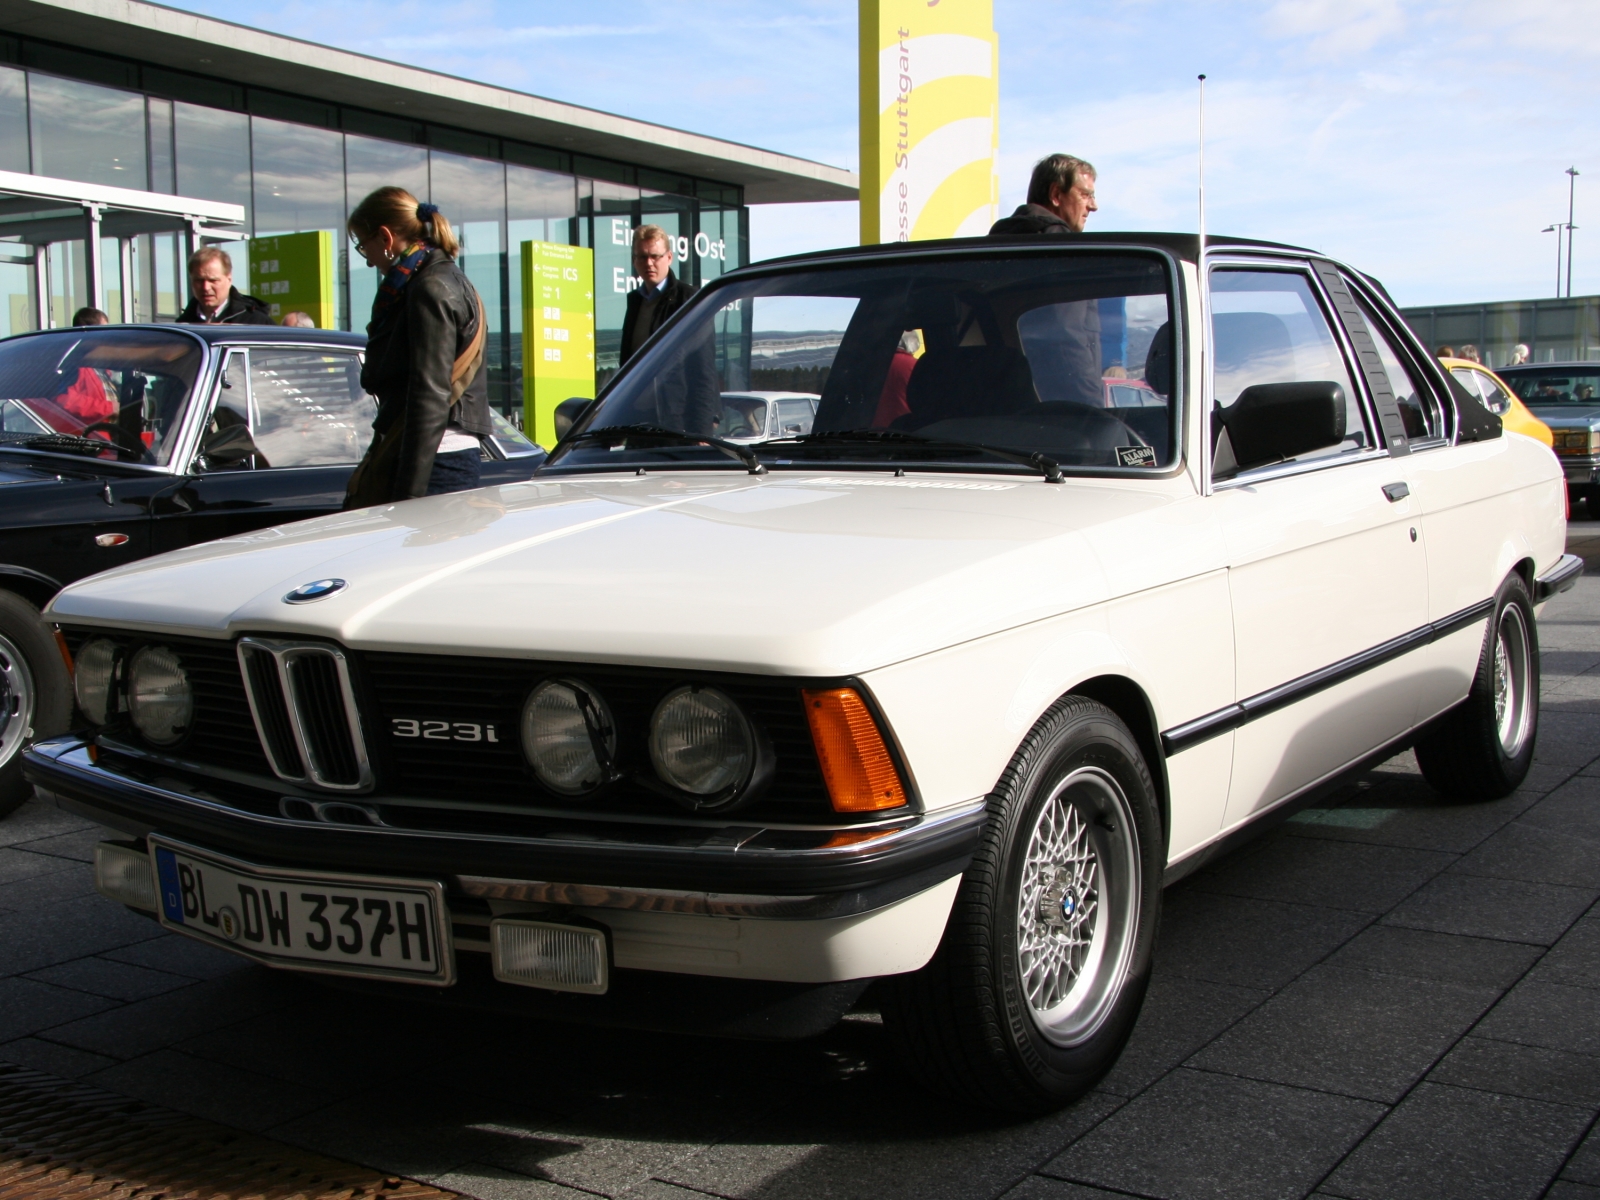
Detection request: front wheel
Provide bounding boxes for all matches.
[1415,572,1539,801]
[880,696,1163,1114]
[0,590,72,817]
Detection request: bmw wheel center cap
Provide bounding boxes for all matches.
[284,578,348,604]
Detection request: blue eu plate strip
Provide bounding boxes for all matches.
[155,847,184,923]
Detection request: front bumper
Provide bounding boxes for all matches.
[24,735,983,920]
[1556,451,1600,486]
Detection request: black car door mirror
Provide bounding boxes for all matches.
[200,422,261,467]
[1219,381,1347,472]
[553,396,598,440]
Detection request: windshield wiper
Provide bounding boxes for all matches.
[560,423,766,475]
[0,431,115,459]
[776,429,1064,483]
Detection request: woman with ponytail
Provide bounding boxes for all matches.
[344,186,494,507]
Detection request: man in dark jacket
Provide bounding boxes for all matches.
[177,247,274,325]
[989,154,1098,236]
[618,224,720,435]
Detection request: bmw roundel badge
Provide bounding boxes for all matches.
[284,578,348,604]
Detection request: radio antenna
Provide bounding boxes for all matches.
[1197,74,1207,255]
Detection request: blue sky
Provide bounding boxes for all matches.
[165,0,1597,306]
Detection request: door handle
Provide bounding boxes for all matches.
[1381,482,1410,502]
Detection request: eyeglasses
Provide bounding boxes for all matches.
[635,249,672,263]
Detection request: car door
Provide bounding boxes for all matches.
[152,346,375,553]
[1209,262,1429,831]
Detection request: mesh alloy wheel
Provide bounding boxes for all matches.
[1016,765,1141,1047]
[0,630,35,774]
[1494,602,1533,758]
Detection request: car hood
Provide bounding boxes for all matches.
[49,471,1181,675]
[1525,404,1600,426]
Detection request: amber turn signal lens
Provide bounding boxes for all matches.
[802,687,907,812]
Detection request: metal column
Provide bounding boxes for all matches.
[33,244,49,330]
[118,238,135,323]
[83,204,105,316]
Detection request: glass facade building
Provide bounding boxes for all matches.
[1400,296,1600,368]
[0,34,750,422]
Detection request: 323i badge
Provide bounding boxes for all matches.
[149,837,455,985]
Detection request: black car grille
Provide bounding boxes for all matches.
[360,652,834,822]
[236,640,368,789]
[63,628,840,824]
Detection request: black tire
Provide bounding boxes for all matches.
[0,590,71,817]
[1414,572,1539,801]
[880,696,1163,1115]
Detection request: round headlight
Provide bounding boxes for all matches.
[74,638,118,725]
[127,645,192,746]
[521,678,616,795]
[648,685,754,801]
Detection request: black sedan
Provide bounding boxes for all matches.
[0,322,544,814]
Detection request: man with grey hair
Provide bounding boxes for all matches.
[990,154,1098,235]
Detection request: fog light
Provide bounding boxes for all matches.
[127,645,192,745]
[94,842,156,911]
[490,919,608,994]
[75,638,118,725]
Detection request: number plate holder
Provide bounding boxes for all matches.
[147,836,455,986]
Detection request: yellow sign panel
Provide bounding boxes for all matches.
[521,240,595,449]
[859,0,998,245]
[249,231,335,328]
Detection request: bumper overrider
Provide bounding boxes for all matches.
[24,735,984,1035]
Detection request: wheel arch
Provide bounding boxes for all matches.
[1067,674,1170,852]
[0,567,61,612]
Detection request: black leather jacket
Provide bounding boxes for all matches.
[178,287,274,325]
[619,271,695,364]
[989,203,1076,236]
[361,247,493,500]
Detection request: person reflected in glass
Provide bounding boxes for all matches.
[343,187,494,507]
[178,247,273,326]
[617,224,718,436]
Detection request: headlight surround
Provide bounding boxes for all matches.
[648,685,756,806]
[74,638,118,725]
[521,678,616,795]
[127,645,192,746]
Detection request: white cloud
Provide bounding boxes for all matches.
[1264,0,1406,56]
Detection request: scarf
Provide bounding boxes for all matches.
[368,244,429,329]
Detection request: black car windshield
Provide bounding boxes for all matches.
[0,329,202,465]
[1502,367,1600,406]
[546,250,1177,476]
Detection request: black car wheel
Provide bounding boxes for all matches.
[1415,572,1538,801]
[0,590,71,817]
[880,695,1162,1114]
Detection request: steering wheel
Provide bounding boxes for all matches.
[79,422,147,458]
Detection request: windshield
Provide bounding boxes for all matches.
[546,251,1177,476]
[0,329,202,464]
[1503,368,1600,406]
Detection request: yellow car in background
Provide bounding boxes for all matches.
[1441,358,1553,447]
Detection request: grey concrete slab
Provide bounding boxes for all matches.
[1449,820,1600,889]
[1474,979,1600,1056]
[1516,775,1600,840]
[0,976,119,1041]
[1191,835,1454,914]
[1381,873,1596,944]
[1000,1179,1133,1200]
[1153,890,1371,991]
[1535,909,1600,990]
[0,859,98,908]
[1188,965,1499,1103]
[1567,1124,1600,1186]
[1282,781,1545,855]
[0,797,97,847]
[1427,1036,1600,1109]
[85,1046,346,1133]
[1527,711,1600,767]
[425,1165,584,1200]
[1546,1181,1600,1199]
[1043,1069,1383,1200]
[100,931,255,980]
[25,955,195,1001]
[0,1035,119,1078]
[1322,1083,1592,1200]
[13,826,103,863]
[0,845,75,885]
[0,892,166,978]
[1322,925,1541,988]
[1096,973,1267,1097]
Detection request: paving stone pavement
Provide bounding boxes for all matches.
[2,573,1598,1200]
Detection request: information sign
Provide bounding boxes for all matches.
[521,241,595,448]
[249,231,335,328]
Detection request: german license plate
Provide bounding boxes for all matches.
[148,838,453,985]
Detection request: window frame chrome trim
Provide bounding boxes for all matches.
[236,636,374,792]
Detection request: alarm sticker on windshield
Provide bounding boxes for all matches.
[1117,446,1157,468]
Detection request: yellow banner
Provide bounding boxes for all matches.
[521,240,595,449]
[859,0,998,245]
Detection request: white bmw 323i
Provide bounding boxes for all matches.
[27,233,1577,1114]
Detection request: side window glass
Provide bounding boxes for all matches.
[774,398,815,436]
[1210,269,1368,475]
[1355,298,1444,442]
[246,350,375,468]
[200,351,255,470]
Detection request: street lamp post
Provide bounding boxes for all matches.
[1545,224,1564,297]
[1566,167,1580,300]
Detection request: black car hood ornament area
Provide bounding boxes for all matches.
[283,579,348,604]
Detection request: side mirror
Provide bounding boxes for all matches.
[553,396,598,441]
[1221,381,1346,472]
[200,423,261,466]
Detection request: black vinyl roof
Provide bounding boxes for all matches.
[1,324,366,348]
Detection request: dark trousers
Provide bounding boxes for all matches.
[425,448,481,496]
